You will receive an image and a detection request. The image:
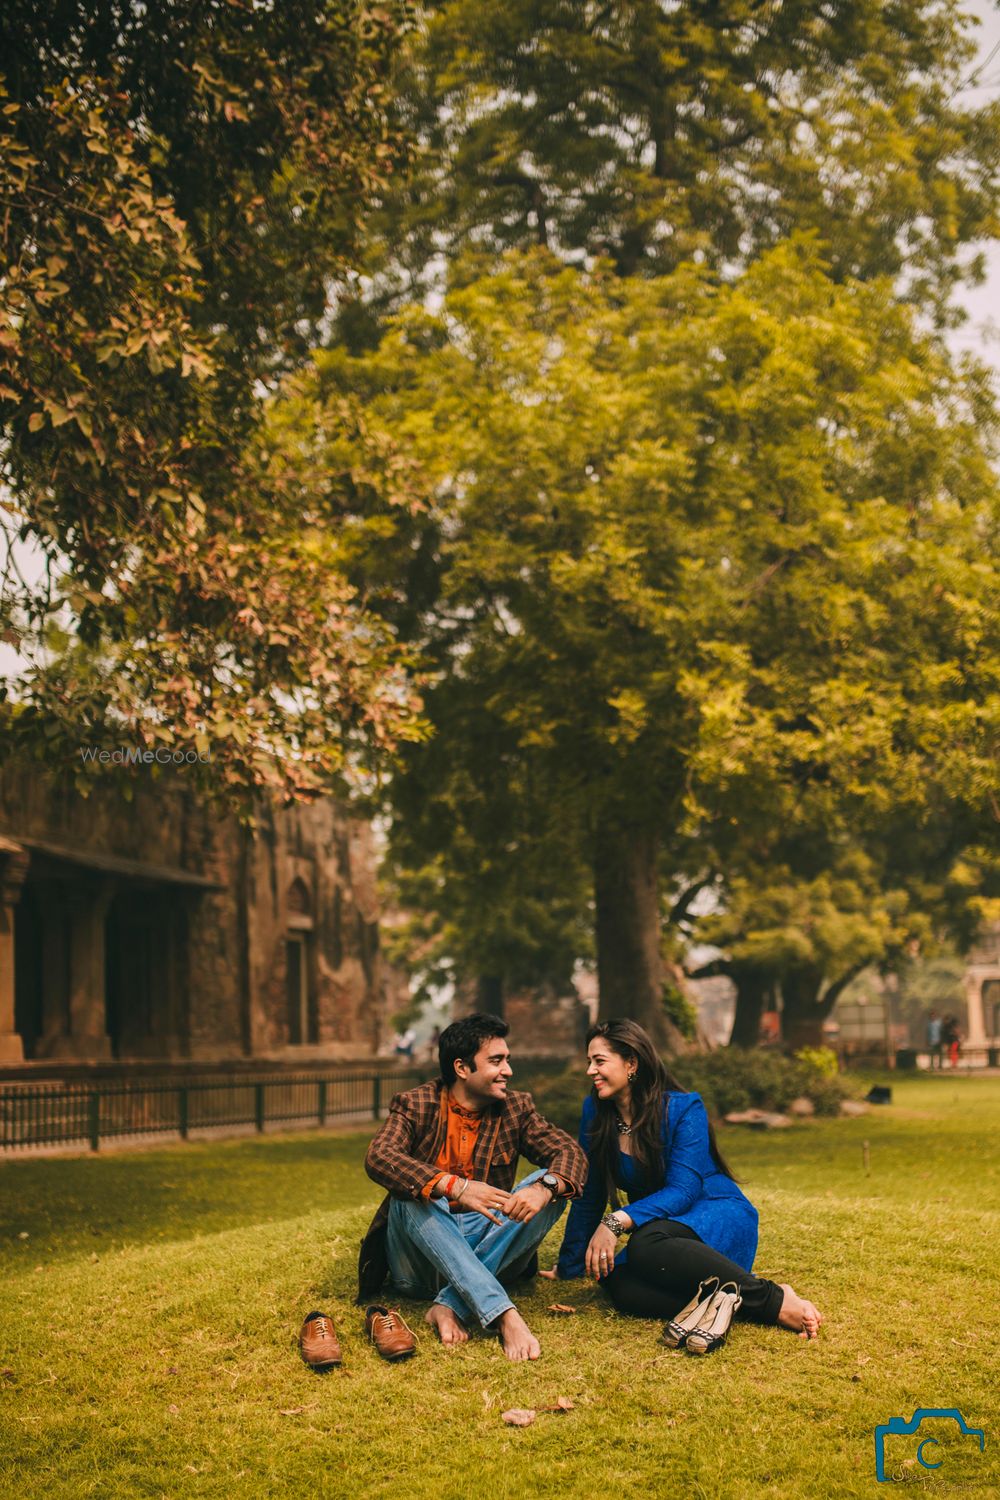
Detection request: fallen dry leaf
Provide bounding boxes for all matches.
[555,1396,573,1411]
[279,1406,308,1416]
[548,1303,576,1315]
[502,1408,536,1427]
[168,1404,179,1414]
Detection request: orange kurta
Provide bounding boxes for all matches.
[420,1092,484,1198]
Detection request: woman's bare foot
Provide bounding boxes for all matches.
[496,1308,541,1362]
[425,1303,468,1346]
[777,1284,823,1339]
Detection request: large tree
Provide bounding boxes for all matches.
[274,240,1000,1042]
[362,0,1000,314]
[688,840,998,1047]
[0,1,422,804]
[315,0,1000,1033]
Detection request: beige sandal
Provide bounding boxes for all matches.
[661,1276,721,1349]
[685,1280,743,1356]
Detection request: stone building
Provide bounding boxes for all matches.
[964,921,1000,1054]
[0,767,400,1069]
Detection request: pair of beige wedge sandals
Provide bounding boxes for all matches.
[661,1276,743,1356]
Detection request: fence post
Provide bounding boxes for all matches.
[372,1073,382,1121]
[255,1082,265,1134]
[318,1079,327,1128]
[88,1091,101,1153]
[178,1086,189,1141]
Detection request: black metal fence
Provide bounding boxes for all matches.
[0,1069,429,1154]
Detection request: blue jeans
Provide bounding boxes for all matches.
[385,1169,566,1328]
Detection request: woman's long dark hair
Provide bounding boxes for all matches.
[585,1019,736,1210]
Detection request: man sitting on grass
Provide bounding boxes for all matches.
[359,1012,587,1361]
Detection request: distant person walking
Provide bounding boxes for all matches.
[926,1010,943,1070]
[394,1027,417,1062]
[942,1015,961,1069]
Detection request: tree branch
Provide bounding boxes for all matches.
[686,957,733,981]
[668,875,715,929]
[819,960,868,1012]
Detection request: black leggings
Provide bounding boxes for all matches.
[604,1219,784,1325]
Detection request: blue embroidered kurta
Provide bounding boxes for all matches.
[556,1091,759,1276]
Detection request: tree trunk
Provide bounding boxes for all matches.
[728,967,771,1048]
[477,974,504,1017]
[780,965,830,1050]
[593,816,687,1053]
[781,962,867,1050]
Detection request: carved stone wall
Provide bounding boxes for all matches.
[0,766,396,1067]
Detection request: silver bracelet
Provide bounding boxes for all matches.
[453,1177,470,1203]
[601,1211,628,1237]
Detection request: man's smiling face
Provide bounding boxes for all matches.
[456,1036,513,1107]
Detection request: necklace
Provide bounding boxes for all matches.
[615,1115,632,1136]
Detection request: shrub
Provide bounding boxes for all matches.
[793,1045,840,1080]
[662,983,699,1040]
[673,1048,850,1117]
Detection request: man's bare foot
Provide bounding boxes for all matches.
[425,1303,468,1347]
[496,1307,541,1362]
[777,1284,823,1340]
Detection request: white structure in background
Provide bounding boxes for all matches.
[964,923,1000,1053]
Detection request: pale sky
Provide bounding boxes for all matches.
[951,1,1000,362]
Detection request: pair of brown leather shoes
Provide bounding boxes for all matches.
[298,1307,417,1370]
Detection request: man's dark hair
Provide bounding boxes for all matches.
[439,1012,509,1085]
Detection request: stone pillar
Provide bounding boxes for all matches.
[964,972,987,1048]
[0,843,30,1063]
[63,880,115,1060]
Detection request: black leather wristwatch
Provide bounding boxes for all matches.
[541,1173,560,1198]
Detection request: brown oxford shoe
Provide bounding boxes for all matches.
[365,1305,417,1361]
[299,1310,343,1370]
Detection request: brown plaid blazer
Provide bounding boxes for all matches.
[357,1078,587,1300]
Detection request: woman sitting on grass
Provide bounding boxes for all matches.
[555,1019,822,1351]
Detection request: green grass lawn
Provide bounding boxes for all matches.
[2,1074,998,1499]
